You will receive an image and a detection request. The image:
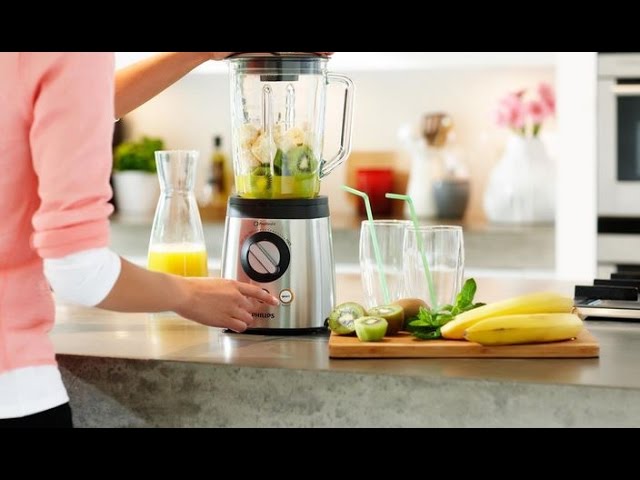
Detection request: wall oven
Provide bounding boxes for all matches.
[598,53,640,267]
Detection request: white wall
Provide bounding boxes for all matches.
[555,52,598,281]
[122,73,231,190]
[122,65,555,221]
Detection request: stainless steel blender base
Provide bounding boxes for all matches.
[223,327,329,336]
[220,196,336,332]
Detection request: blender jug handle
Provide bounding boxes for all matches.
[320,73,355,178]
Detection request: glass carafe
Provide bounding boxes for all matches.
[228,53,354,199]
[148,150,208,277]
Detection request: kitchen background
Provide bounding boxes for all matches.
[112,52,598,281]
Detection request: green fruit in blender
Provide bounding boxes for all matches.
[393,298,430,327]
[355,317,388,342]
[366,305,405,335]
[249,166,273,197]
[286,146,317,178]
[273,149,284,176]
[328,302,366,335]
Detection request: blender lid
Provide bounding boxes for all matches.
[227,52,326,80]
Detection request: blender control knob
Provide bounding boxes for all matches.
[240,231,290,283]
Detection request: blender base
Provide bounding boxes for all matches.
[224,327,329,337]
[220,196,336,333]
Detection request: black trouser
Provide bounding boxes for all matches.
[0,403,73,428]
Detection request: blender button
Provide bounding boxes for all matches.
[279,289,294,305]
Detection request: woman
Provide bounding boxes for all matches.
[0,52,285,428]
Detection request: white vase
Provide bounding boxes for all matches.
[405,150,437,219]
[112,171,160,222]
[398,123,436,219]
[483,135,555,225]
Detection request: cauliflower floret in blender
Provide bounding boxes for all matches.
[280,126,307,154]
[236,123,260,151]
[250,131,278,165]
[239,148,261,170]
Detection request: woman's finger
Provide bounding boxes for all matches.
[225,317,249,333]
[237,283,279,305]
[234,308,254,325]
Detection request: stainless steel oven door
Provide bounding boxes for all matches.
[599,233,640,265]
[598,78,640,216]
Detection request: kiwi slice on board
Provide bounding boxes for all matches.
[328,302,366,336]
[366,305,405,335]
[286,146,317,178]
[355,317,388,342]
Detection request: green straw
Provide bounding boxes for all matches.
[386,193,438,309]
[342,185,391,305]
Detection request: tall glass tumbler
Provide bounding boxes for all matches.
[359,220,410,309]
[403,226,464,309]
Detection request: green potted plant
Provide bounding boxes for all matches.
[112,136,164,220]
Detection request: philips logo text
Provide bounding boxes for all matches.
[252,313,275,319]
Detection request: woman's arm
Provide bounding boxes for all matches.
[115,52,334,118]
[114,52,231,118]
[97,257,277,332]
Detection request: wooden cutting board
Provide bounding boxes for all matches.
[329,330,600,359]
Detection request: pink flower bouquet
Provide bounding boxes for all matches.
[494,83,556,137]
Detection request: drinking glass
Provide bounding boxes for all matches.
[403,226,464,309]
[359,220,410,309]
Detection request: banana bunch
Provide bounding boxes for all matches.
[464,313,583,346]
[440,292,582,346]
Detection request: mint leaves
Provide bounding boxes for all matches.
[454,278,476,312]
[406,279,485,340]
[406,309,453,339]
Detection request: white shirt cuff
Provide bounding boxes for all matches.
[43,247,121,307]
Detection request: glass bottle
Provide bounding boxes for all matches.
[148,150,209,277]
[210,135,228,202]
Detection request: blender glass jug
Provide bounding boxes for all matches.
[228,53,354,199]
[148,150,209,277]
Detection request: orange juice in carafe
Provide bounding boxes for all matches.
[148,151,209,278]
[148,243,208,277]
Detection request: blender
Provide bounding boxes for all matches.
[221,53,354,333]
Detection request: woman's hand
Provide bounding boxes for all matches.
[175,277,280,332]
[205,52,236,61]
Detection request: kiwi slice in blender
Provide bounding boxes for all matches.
[286,146,317,178]
[249,165,273,198]
[273,149,285,176]
[366,305,405,335]
[328,302,366,336]
[355,317,388,342]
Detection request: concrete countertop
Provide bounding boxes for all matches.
[53,274,640,427]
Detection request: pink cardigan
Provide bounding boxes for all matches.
[0,53,115,374]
